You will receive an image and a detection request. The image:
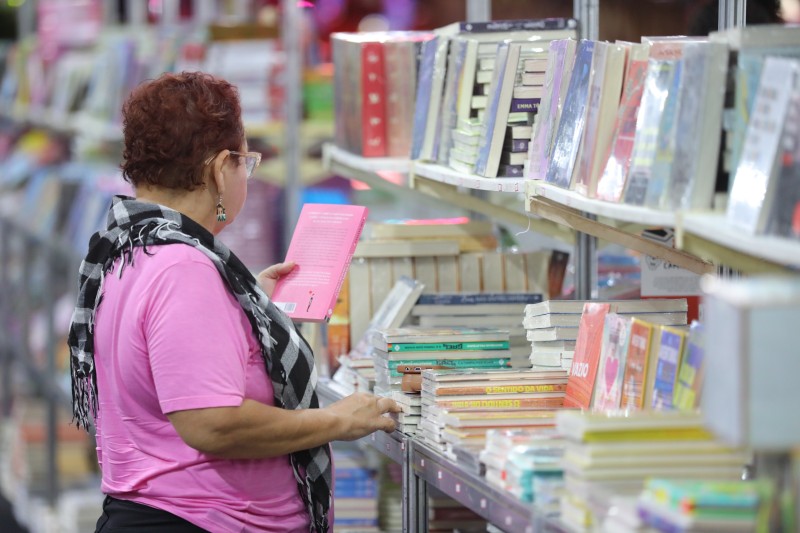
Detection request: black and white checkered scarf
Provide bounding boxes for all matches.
[68,195,331,532]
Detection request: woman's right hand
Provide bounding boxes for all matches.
[327,392,401,441]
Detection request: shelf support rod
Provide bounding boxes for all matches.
[466,0,491,22]
[412,177,575,244]
[526,196,715,275]
[575,213,597,300]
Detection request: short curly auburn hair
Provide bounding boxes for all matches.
[121,71,244,190]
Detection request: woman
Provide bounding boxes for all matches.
[67,71,399,532]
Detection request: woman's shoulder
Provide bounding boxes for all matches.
[131,243,220,280]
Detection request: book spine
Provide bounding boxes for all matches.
[504,139,530,153]
[329,211,368,322]
[436,397,563,409]
[510,98,541,113]
[436,383,567,396]
[416,293,542,305]
[458,18,577,32]
[386,341,510,352]
[498,164,524,177]
[360,42,386,157]
[388,358,511,376]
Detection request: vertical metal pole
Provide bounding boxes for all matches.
[407,442,428,533]
[727,0,736,30]
[282,0,303,255]
[129,0,148,26]
[162,0,181,25]
[465,0,491,23]
[195,0,218,23]
[103,0,119,25]
[574,213,597,300]
[736,0,747,27]
[587,0,600,41]
[43,248,58,507]
[0,220,12,418]
[17,0,36,38]
[573,0,584,39]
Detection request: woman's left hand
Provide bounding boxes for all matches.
[257,261,296,298]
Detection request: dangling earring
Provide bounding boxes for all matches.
[216,195,227,222]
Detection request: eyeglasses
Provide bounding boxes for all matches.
[229,150,262,179]
[204,150,262,179]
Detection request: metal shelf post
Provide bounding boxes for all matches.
[281,0,303,255]
[466,0,491,22]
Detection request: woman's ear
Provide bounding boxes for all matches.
[211,149,230,196]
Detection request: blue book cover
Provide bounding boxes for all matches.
[651,327,686,410]
[411,37,438,160]
[545,40,595,189]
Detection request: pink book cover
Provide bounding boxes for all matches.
[272,203,368,322]
[595,51,649,202]
[564,302,611,409]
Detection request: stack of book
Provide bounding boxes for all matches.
[410,18,578,168]
[332,448,379,532]
[410,292,543,368]
[479,428,565,509]
[427,490,487,532]
[556,410,749,532]
[378,460,403,532]
[637,479,772,533]
[523,299,688,375]
[331,31,433,158]
[371,327,513,435]
[418,368,566,460]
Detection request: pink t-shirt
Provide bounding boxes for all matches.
[93,245,309,532]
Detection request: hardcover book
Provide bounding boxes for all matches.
[272,203,368,322]
[592,313,633,411]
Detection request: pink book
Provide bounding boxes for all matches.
[272,203,368,322]
[595,44,650,202]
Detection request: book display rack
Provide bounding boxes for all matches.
[321,0,800,531]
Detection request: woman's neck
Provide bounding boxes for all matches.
[135,185,220,234]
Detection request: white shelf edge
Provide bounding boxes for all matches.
[528,181,677,227]
[413,161,527,193]
[323,143,411,174]
[682,213,800,269]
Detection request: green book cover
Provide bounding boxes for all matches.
[386,341,510,352]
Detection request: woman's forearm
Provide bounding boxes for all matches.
[167,393,400,459]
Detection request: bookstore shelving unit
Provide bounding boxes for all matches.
[0,216,80,507]
[677,213,800,274]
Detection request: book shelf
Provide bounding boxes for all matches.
[677,213,800,274]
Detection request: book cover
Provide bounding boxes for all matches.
[673,322,705,411]
[564,302,611,409]
[651,326,687,410]
[527,38,578,180]
[595,43,650,202]
[545,39,595,189]
[665,42,729,210]
[410,37,439,160]
[574,42,627,198]
[435,36,469,164]
[272,203,368,322]
[592,313,633,411]
[623,42,684,206]
[525,298,687,316]
[474,42,522,178]
[727,56,799,234]
[765,92,800,239]
[620,318,654,410]
[417,292,543,306]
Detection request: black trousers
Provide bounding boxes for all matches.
[95,496,209,532]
